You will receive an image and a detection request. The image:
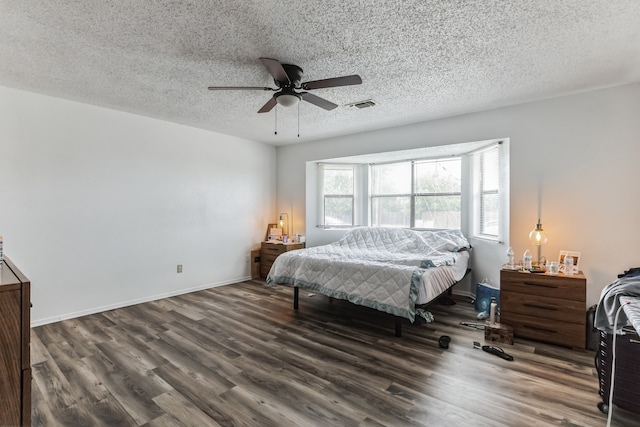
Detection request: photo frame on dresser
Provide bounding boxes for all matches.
[265,223,279,241]
[559,250,581,274]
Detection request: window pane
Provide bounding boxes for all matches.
[324,196,353,226]
[371,196,410,227]
[415,195,461,229]
[415,159,461,193]
[324,167,353,195]
[371,163,411,195]
[481,193,499,235]
[479,146,500,236]
[481,149,499,191]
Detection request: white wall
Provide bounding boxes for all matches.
[277,83,640,306]
[0,86,276,325]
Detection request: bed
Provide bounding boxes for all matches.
[265,227,471,336]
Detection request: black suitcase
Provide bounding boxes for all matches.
[596,329,640,414]
[586,305,598,351]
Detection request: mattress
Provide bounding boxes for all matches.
[266,227,471,322]
[416,249,469,305]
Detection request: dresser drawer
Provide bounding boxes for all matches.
[500,312,586,348]
[500,270,586,301]
[501,292,584,323]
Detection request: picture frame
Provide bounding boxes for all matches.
[264,223,278,241]
[559,250,581,274]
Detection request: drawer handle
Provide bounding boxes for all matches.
[523,303,559,311]
[523,324,557,333]
[523,282,558,289]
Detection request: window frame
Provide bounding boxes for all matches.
[471,142,506,241]
[369,157,462,229]
[311,139,509,240]
[318,163,357,228]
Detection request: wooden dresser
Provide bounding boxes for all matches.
[0,257,31,426]
[260,242,305,279]
[500,269,586,350]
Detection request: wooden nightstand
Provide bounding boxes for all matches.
[260,242,305,279]
[500,269,587,350]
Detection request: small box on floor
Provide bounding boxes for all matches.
[484,322,514,345]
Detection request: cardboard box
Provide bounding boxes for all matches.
[485,322,514,345]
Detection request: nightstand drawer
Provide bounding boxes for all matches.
[260,242,305,279]
[260,252,281,264]
[500,312,586,348]
[501,292,584,323]
[261,244,287,256]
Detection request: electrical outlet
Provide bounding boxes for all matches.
[245,255,250,263]
[177,264,182,273]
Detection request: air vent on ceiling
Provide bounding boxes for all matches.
[346,99,376,109]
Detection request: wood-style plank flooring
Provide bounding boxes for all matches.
[30,280,636,426]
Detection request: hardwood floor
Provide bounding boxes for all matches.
[31,280,636,426]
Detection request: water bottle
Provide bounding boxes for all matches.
[489,297,497,324]
[564,255,574,276]
[506,246,515,269]
[523,249,533,271]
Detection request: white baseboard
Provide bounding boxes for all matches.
[31,275,252,327]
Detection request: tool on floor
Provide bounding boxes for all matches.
[482,345,514,361]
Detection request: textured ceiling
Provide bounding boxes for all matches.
[1,1,639,146]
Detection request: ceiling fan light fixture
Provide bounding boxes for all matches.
[275,93,301,107]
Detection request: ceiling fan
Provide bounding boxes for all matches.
[207,57,362,113]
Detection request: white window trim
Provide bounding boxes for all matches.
[310,139,509,242]
[317,163,364,228]
[470,141,509,243]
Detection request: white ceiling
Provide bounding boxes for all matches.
[1,1,639,146]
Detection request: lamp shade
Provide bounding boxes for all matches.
[279,213,289,237]
[276,93,300,107]
[529,219,548,245]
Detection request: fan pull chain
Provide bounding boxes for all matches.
[274,105,278,135]
[297,102,300,138]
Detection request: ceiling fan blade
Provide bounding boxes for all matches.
[258,96,277,113]
[259,57,290,85]
[208,86,273,91]
[302,74,362,90]
[301,92,338,111]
